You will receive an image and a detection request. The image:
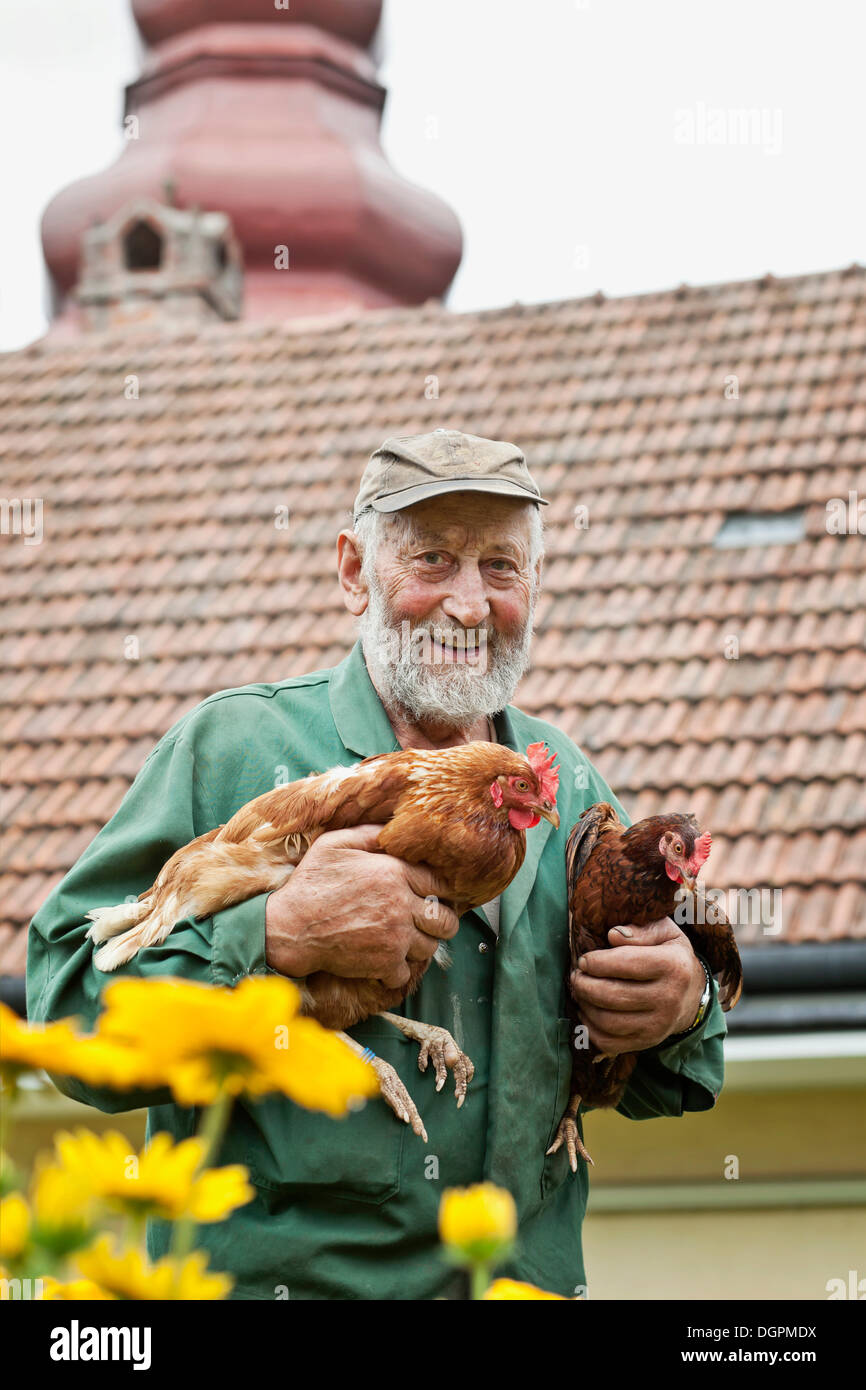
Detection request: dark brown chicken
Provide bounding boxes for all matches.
[547,803,742,1170]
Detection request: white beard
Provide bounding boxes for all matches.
[358,576,535,730]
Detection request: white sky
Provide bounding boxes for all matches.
[1,0,864,351]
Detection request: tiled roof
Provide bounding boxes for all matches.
[2,265,865,971]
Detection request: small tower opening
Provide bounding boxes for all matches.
[123,220,164,270]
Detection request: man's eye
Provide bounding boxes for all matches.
[422,553,444,564]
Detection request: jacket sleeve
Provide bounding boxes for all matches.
[614,986,727,1118]
[26,730,271,1114]
[579,758,728,1119]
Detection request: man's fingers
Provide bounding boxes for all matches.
[574,947,664,981]
[570,971,655,1012]
[580,1004,644,1038]
[608,918,680,945]
[405,927,446,964]
[402,860,459,906]
[408,889,459,941]
[316,823,385,853]
[379,962,412,990]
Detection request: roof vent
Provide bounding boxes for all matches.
[713,509,806,549]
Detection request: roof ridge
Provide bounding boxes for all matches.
[4,261,864,362]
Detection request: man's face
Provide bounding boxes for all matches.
[356,493,540,727]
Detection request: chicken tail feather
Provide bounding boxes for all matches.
[92,893,182,972]
[85,898,151,943]
[687,918,744,1012]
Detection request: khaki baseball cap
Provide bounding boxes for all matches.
[353,428,549,520]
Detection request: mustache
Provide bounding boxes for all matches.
[406,622,491,648]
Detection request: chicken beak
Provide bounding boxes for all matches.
[536,804,560,829]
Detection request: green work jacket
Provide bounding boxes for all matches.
[27,641,726,1299]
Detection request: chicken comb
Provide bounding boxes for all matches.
[526,742,560,802]
[689,830,712,873]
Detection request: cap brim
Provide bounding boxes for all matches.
[371,478,549,512]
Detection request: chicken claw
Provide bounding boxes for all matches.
[379,1014,475,1108]
[336,1030,427,1141]
[371,1056,428,1143]
[547,1096,594,1171]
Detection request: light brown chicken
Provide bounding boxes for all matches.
[87,740,560,1137]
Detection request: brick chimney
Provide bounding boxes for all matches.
[41,0,463,332]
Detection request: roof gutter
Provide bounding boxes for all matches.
[727,942,866,1033]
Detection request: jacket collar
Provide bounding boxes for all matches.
[328,640,401,757]
[328,641,555,933]
[492,703,557,941]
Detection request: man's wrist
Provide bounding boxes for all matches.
[666,954,713,1043]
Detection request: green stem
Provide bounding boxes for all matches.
[124,1206,148,1253]
[0,1076,19,1187]
[193,1087,235,1177]
[169,1087,234,1272]
[470,1260,491,1301]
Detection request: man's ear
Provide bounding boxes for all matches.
[337,530,369,615]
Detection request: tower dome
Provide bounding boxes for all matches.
[41,0,463,330]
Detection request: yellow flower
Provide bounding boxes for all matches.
[29,1163,94,1255]
[438,1182,518,1263]
[97,976,378,1114]
[482,1278,566,1300]
[0,1003,85,1084]
[185,1164,254,1223]
[0,1002,166,1093]
[41,1276,115,1301]
[60,1035,169,1092]
[52,1128,253,1223]
[0,1192,30,1259]
[74,1236,232,1301]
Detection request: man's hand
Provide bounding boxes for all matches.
[569,917,706,1054]
[264,823,459,988]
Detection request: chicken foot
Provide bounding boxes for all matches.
[547,1093,594,1171]
[379,1013,476,1109]
[337,1031,428,1143]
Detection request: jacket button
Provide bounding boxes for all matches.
[479,942,489,953]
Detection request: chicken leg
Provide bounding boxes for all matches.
[379,1012,475,1108]
[546,1094,593,1171]
[337,1030,429,1142]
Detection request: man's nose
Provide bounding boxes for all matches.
[440,563,490,628]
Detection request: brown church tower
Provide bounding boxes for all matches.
[41,0,463,331]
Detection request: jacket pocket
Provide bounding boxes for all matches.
[227,1022,408,1207]
[541,1017,579,1200]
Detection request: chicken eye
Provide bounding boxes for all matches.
[513,778,529,792]
[674,841,683,854]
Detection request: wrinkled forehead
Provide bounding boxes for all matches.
[388,494,536,554]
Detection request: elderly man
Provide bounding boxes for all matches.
[27,429,725,1300]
